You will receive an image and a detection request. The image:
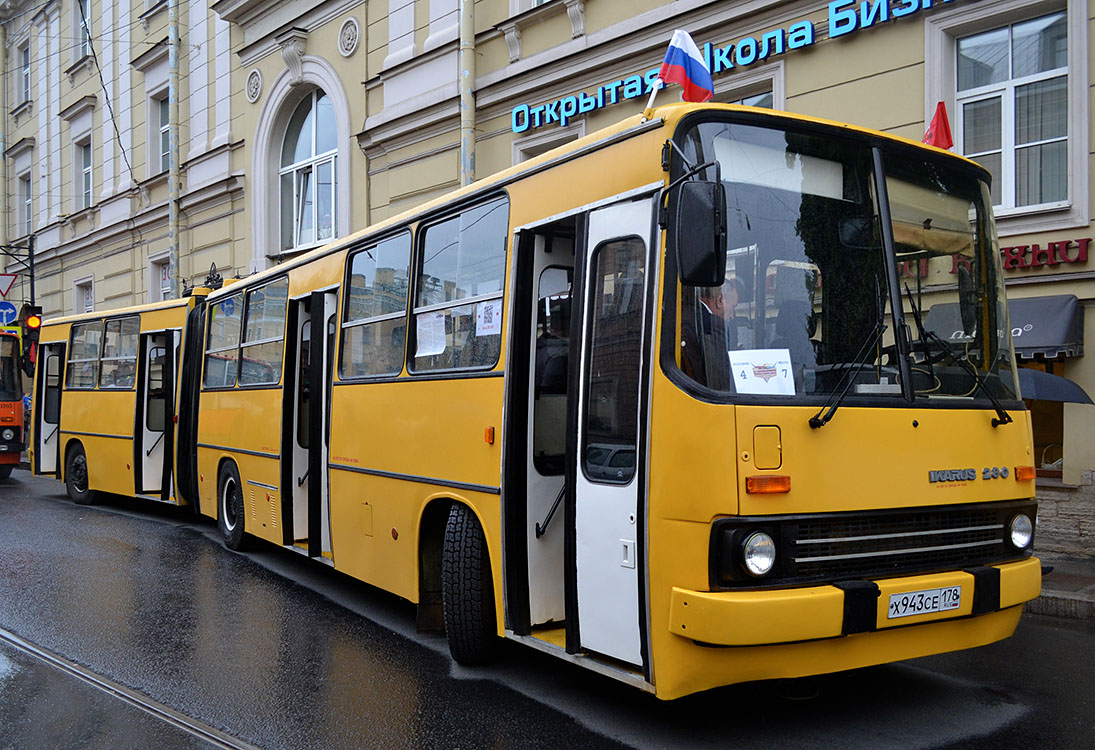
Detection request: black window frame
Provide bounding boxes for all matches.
[408,194,510,375]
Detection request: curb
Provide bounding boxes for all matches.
[1026,591,1095,620]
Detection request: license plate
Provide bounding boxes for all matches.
[887,586,962,619]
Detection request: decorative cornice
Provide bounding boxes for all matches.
[275,27,308,86]
[4,135,34,159]
[131,37,169,71]
[59,94,96,122]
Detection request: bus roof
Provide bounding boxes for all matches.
[205,102,989,301]
[39,294,197,328]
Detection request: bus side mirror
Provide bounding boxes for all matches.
[671,180,727,287]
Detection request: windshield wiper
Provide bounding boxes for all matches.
[809,319,887,429]
[914,324,1013,428]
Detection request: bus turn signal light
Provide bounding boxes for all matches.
[1015,466,1036,481]
[746,475,791,494]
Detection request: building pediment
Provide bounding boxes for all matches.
[5,136,34,160]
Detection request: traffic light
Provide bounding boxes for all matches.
[19,304,41,376]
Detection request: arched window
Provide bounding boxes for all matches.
[279,89,337,253]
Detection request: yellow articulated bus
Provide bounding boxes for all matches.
[32,103,1041,699]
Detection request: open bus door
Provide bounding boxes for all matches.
[567,198,654,668]
[135,330,179,499]
[285,290,337,559]
[33,342,65,476]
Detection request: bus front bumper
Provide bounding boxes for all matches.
[667,557,1041,646]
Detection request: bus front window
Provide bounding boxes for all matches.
[674,121,898,399]
[886,158,1018,402]
[0,337,18,400]
[669,118,1016,408]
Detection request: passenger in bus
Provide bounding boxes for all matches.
[535,299,569,395]
[681,278,741,391]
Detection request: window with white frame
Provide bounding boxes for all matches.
[77,141,92,210]
[724,90,774,108]
[279,89,337,253]
[150,257,172,301]
[19,175,31,237]
[75,279,94,314]
[19,43,30,104]
[956,12,1068,211]
[75,0,91,59]
[155,96,170,173]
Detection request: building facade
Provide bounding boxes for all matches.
[3,0,1093,544]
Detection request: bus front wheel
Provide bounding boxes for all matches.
[217,463,248,551]
[65,444,96,505]
[441,503,497,665]
[0,464,12,480]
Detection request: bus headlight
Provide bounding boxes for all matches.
[1,428,14,441]
[742,531,777,577]
[1009,514,1033,549]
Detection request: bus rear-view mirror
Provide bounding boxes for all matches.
[672,180,727,287]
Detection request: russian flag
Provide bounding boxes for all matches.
[658,30,714,103]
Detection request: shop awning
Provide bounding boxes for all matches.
[1017,368,1093,404]
[922,294,1083,360]
[1009,295,1083,359]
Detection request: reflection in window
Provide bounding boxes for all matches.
[240,279,288,385]
[99,317,139,389]
[582,239,644,484]
[280,89,337,253]
[413,197,509,372]
[67,320,103,389]
[204,294,243,388]
[341,233,411,378]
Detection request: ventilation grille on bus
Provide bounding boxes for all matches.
[710,500,1036,588]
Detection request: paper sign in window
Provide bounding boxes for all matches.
[729,348,795,395]
[416,311,446,357]
[476,299,502,336]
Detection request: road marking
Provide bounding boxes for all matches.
[0,625,258,750]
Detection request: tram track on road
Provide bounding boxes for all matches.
[0,624,259,750]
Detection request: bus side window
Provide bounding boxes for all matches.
[412,197,509,372]
[340,232,412,379]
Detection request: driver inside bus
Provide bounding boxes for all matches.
[681,277,741,391]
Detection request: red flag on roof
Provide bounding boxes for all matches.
[922,102,953,150]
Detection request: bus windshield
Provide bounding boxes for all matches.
[671,118,1017,404]
[0,336,19,400]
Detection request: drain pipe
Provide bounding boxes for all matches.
[458,0,475,186]
[167,0,181,297]
[0,24,8,274]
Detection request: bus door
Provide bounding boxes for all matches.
[136,330,178,498]
[289,291,337,559]
[34,342,65,476]
[570,198,652,667]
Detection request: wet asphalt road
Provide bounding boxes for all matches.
[0,469,1093,749]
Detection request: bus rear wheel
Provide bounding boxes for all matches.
[442,503,497,665]
[217,463,248,551]
[65,444,96,505]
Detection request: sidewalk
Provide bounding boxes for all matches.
[1027,553,1095,621]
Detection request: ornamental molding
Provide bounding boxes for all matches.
[563,0,584,38]
[499,21,521,63]
[494,0,584,63]
[338,17,360,57]
[246,69,263,102]
[276,27,309,87]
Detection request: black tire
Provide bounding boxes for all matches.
[217,462,248,551]
[65,444,97,505]
[442,503,497,665]
[0,464,12,480]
